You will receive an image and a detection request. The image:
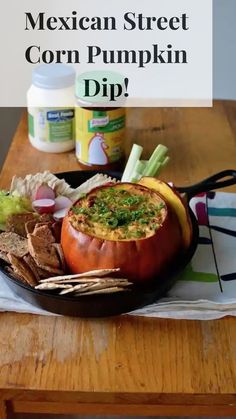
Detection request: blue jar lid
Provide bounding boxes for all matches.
[32,64,76,89]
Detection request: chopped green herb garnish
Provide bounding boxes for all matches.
[71,207,88,215]
[133,230,145,238]
[71,187,165,240]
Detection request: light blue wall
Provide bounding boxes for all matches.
[0,108,23,170]
[214,0,236,99]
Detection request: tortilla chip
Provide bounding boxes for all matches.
[6,213,38,237]
[25,214,54,235]
[10,171,117,203]
[32,224,55,244]
[7,253,37,287]
[0,251,9,263]
[52,243,66,271]
[39,214,54,223]
[5,266,28,285]
[27,234,61,270]
[0,232,28,258]
[10,171,75,200]
[36,267,51,279]
[25,219,39,235]
[51,222,62,243]
[37,266,64,275]
[23,254,41,282]
[72,173,117,201]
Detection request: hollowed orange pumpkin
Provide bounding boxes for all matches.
[61,183,182,283]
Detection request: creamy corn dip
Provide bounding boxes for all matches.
[69,184,166,241]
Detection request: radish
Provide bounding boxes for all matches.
[32,199,55,214]
[54,196,72,212]
[34,183,55,201]
[53,208,68,221]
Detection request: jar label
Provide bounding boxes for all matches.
[75,108,125,165]
[28,107,75,143]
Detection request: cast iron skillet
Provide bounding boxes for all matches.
[1,169,236,318]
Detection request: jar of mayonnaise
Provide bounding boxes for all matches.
[27,64,76,153]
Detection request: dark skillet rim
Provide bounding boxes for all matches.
[0,214,198,303]
[0,170,199,303]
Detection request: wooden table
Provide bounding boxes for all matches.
[1,101,236,418]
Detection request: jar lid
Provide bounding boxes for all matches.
[32,64,76,89]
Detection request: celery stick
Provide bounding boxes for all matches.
[135,160,146,175]
[144,149,164,176]
[121,144,143,182]
[154,156,170,176]
[140,160,148,169]
[148,161,161,177]
[130,160,147,183]
[143,145,168,176]
[160,156,170,168]
[149,145,168,166]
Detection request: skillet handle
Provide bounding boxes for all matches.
[177,170,236,201]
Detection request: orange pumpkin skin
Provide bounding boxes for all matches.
[61,195,182,283]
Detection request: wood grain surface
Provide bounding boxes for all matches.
[0,402,7,419]
[1,101,236,417]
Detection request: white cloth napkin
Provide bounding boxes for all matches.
[1,192,236,320]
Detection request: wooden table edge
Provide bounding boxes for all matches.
[2,389,236,416]
[2,397,236,417]
[8,401,236,416]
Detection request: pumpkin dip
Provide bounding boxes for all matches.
[69,183,166,241]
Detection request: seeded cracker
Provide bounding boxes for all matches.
[59,280,131,295]
[35,283,72,290]
[0,232,28,258]
[76,287,125,296]
[39,268,120,283]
